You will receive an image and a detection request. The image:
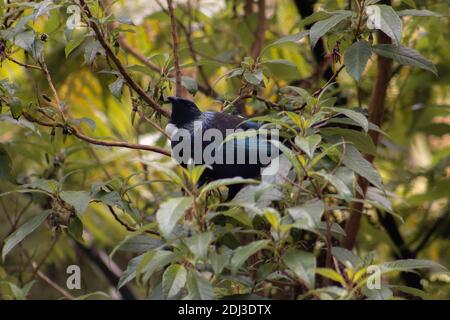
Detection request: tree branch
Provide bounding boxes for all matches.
[413,207,449,255]
[250,0,266,59]
[107,205,159,236]
[167,0,182,97]
[23,112,171,157]
[78,0,170,118]
[342,29,392,250]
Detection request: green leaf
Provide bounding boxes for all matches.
[69,117,96,131]
[156,197,192,239]
[221,207,253,227]
[264,30,309,50]
[373,44,437,75]
[83,38,104,65]
[137,250,177,283]
[200,177,257,195]
[127,64,157,77]
[0,280,36,300]
[262,59,297,68]
[342,145,383,190]
[116,15,135,25]
[282,248,316,288]
[181,76,198,95]
[68,216,84,242]
[300,11,333,27]
[75,291,111,300]
[344,41,372,81]
[400,0,416,8]
[243,70,263,85]
[60,191,90,216]
[210,251,229,275]
[14,30,35,52]
[363,286,393,300]
[379,259,447,274]
[2,210,51,261]
[25,179,58,193]
[314,172,352,198]
[295,134,321,159]
[397,9,441,17]
[315,268,345,286]
[332,107,369,132]
[162,264,187,299]
[186,270,215,300]
[65,33,86,58]
[310,12,352,48]
[332,247,363,269]
[0,145,13,181]
[109,77,125,100]
[283,86,312,101]
[321,128,376,155]
[9,98,23,120]
[118,235,163,253]
[117,254,144,289]
[366,5,402,46]
[230,240,269,274]
[230,182,284,209]
[185,232,213,260]
[169,76,198,95]
[391,285,431,300]
[264,209,280,230]
[288,199,325,228]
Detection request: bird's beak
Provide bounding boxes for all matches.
[167,96,178,104]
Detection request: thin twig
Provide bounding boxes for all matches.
[413,208,449,255]
[222,93,280,112]
[23,112,171,157]
[293,64,346,112]
[78,0,170,118]
[5,55,42,70]
[32,233,59,278]
[108,206,159,236]
[38,57,65,122]
[342,27,393,250]
[31,262,76,300]
[167,0,182,96]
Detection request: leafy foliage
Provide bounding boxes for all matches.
[0,0,448,300]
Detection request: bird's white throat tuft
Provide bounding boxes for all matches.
[165,123,179,139]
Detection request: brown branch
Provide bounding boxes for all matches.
[342,29,392,250]
[23,112,171,157]
[413,207,449,255]
[98,0,162,75]
[21,245,75,300]
[250,0,266,59]
[38,57,66,122]
[78,0,170,118]
[222,93,280,112]
[178,3,218,97]
[31,262,76,300]
[32,233,59,278]
[5,55,42,70]
[100,0,216,97]
[167,0,182,97]
[108,206,159,236]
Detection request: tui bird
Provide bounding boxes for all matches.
[165,96,278,199]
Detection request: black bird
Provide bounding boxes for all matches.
[166,96,277,199]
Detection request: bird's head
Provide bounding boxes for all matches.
[167,96,202,126]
